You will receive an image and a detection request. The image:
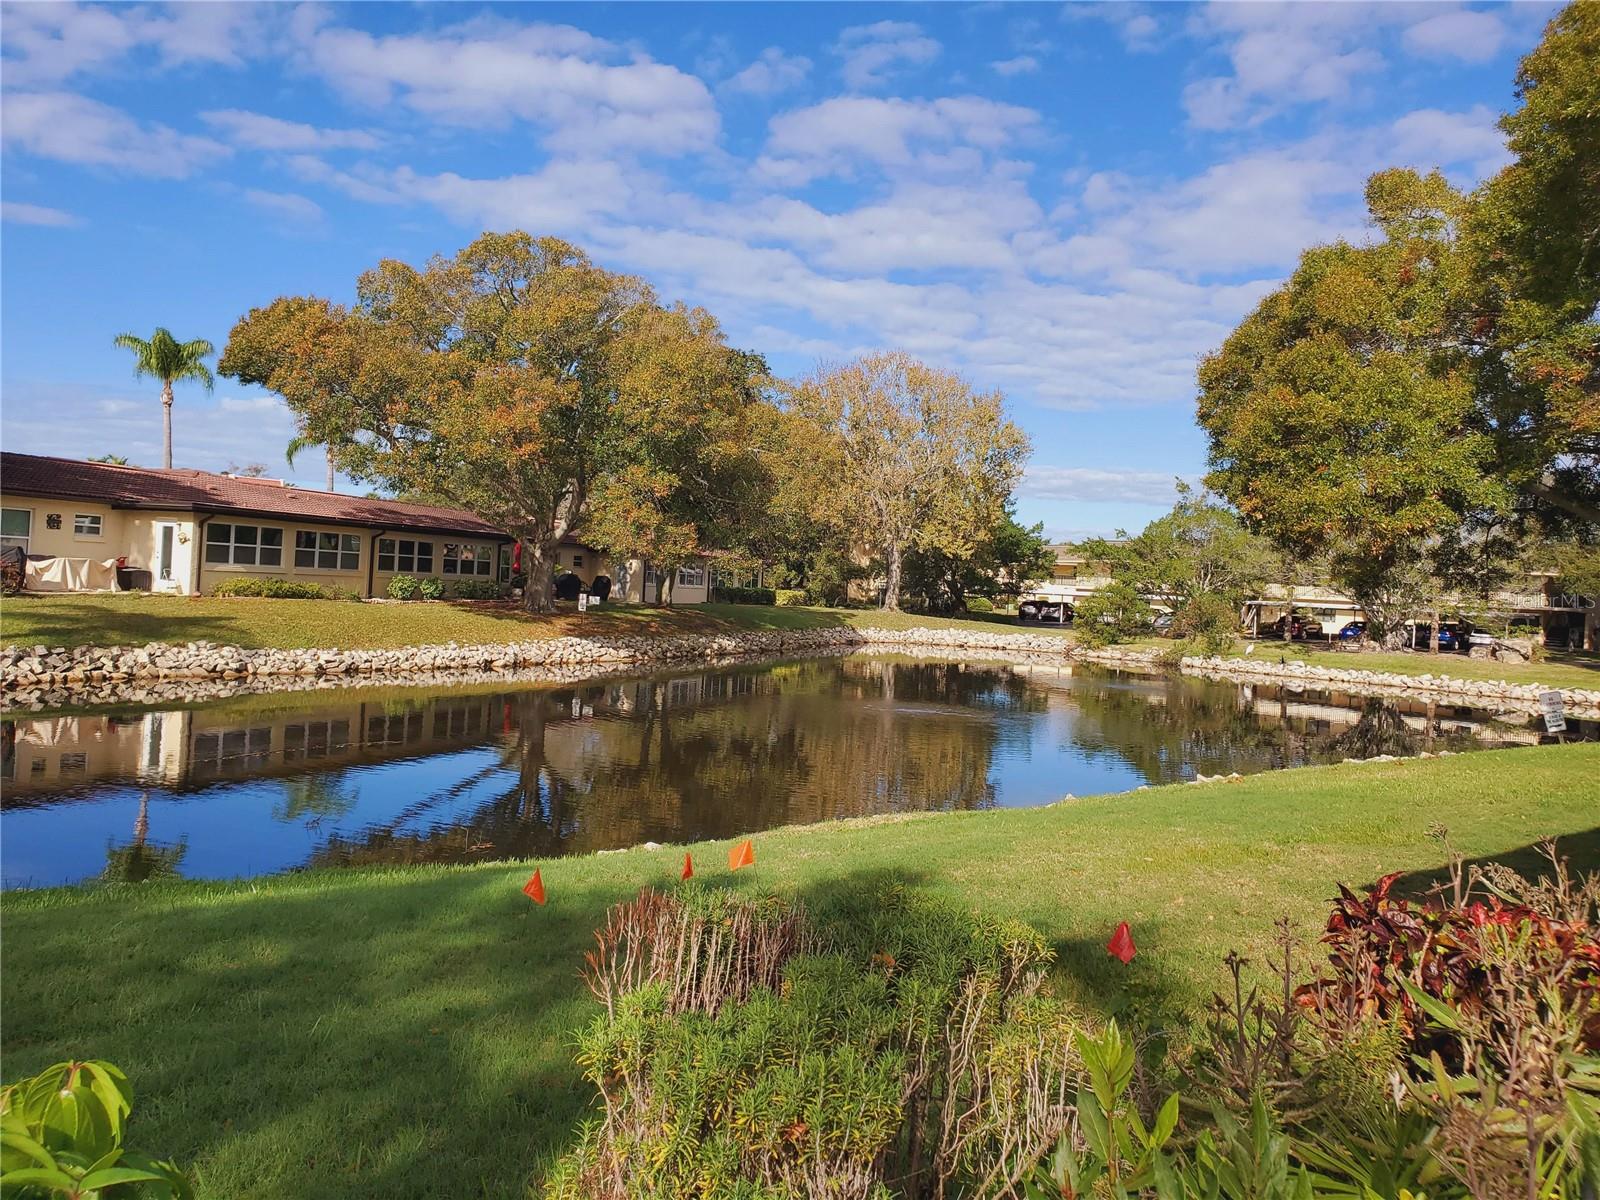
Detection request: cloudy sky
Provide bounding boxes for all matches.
[0,1,1553,538]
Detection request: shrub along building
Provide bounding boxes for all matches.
[0,452,711,603]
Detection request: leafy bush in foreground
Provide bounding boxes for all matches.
[452,578,504,601]
[209,577,333,600]
[547,842,1600,1200]
[386,574,421,600]
[1072,581,1153,648]
[0,1060,193,1198]
[714,585,777,606]
[418,576,444,600]
[546,883,1082,1200]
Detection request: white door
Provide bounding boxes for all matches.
[154,523,178,589]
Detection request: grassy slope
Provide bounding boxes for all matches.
[0,595,1068,652]
[5,745,1597,1199]
[1251,641,1600,691]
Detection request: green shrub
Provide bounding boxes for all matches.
[452,579,504,601]
[209,577,332,600]
[386,574,421,600]
[0,1059,194,1198]
[712,585,777,606]
[418,577,445,601]
[964,595,995,613]
[775,588,807,607]
[549,883,1078,1200]
[1072,581,1152,648]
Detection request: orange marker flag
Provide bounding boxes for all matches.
[681,853,694,881]
[522,869,546,905]
[728,838,755,872]
[1106,921,1136,964]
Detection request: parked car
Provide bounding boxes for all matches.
[1018,600,1073,624]
[1268,611,1324,640]
[1335,620,1367,641]
[1405,621,1471,652]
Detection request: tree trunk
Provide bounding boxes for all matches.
[326,451,335,492]
[882,541,903,611]
[521,537,556,614]
[161,381,174,470]
[1431,605,1441,655]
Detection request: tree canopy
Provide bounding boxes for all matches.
[783,352,1029,610]
[220,232,763,611]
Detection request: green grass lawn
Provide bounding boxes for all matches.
[1234,640,1600,691]
[5,745,1596,1199]
[0,594,1071,652]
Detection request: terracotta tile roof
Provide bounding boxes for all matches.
[0,452,510,540]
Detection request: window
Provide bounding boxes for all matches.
[1,508,31,554]
[377,538,434,574]
[206,522,283,567]
[442,542,492,576]
[295,530,360,571]
[73,514,103,538]
[572,553,583,569]
[677,563,706,588]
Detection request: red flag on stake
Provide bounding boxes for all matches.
[522,869,546,905]
[728,839,755,872]
[1107,921,1135,964]
[681,853,694,881]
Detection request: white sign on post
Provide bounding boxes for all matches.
[578,592,589,613]
[1539,689,1567,734]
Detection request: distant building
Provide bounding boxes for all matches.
[1021,543,1596,650]
[0,452,711,603]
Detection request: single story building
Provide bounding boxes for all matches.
[0,452,711,603]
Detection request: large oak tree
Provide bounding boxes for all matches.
[220,233,762,611]
[783,352,1029,611]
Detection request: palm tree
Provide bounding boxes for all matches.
[112,327,215,470]
[287,434,337,492]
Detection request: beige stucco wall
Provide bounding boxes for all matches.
[1,495,196,593]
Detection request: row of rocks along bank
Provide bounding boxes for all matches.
[2,627,1596,715]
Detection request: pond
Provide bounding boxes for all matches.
[1,653,1588,888]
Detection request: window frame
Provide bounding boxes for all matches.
[1,507,32,555]
[442,542,493,577]
[205,521,284,568]
[377,537,435,575]
[294,530,360,572]
[73,513,104,539]
[676,563,706,588]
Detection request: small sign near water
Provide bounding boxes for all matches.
[1540,690,1567,734]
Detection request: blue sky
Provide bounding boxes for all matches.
[0,1,1554,538]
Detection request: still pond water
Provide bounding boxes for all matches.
[2,653,1587,888]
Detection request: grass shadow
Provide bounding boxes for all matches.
[0,596,253,648]
[1378,827,1600,903]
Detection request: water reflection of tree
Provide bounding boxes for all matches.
[274,776,358,826]
[1322,698,1420,760]
[102,791,187,882]
[306,657,1016,867]
[1060,671,1312,783]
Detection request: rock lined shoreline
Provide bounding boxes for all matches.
[2,626,1596,714]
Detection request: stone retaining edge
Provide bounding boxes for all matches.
[2,628,1596,715]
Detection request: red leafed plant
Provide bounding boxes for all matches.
[1295,839,1600,1068]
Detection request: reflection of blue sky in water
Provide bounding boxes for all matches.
[2,656,1576,888]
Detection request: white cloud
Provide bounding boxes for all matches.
[1182,3,1392,130]
[0,2,262,85]
[201,109,381,152]
[757,95,1040,185]
[0,383,307,480]
[1390,105,1510,175]
[1022,467,1187,505]
[725,47,811,96]
[290,14,719,155]
[1,201,81,227]
[991,55,1040,77]
[1403,10,1506,63]
[832,20,940,90]
[1063,4,1162,53]
[240,188,324,225]
[0,91,228,177]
